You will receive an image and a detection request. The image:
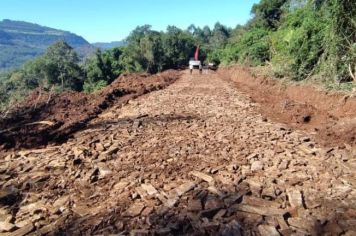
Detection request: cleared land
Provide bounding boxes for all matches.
[0,68,355,235]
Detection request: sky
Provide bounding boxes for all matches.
[0,0,260,43]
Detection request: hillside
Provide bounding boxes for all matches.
[0,19,95,70]
[92,41,126,49]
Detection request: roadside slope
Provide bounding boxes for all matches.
[219,66,356,147]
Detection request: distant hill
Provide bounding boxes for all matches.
[0,19,96,70]
[92,41,126,49]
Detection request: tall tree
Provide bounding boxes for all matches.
[209,22,230,48]
[84,49,112,84]
[42,41,83,90]
[162,26,195,69]
[251,0,289,29]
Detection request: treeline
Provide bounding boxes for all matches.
[0,23,230,109]
[211,0,355,82]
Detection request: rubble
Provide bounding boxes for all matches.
[190,171,215,184]
[258,224,280,236]
[174,182,196,197]
[286,188,304,209]
[0,70,355,235]
[125,202,146,217]
[251,161,264,172]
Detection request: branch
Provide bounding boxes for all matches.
[46,85,54,105]
[34,88,42,109]
[348,64,356,82]
[1,108,10,119]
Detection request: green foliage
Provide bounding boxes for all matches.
[24,41,82,91]
[268,0,356,81]
[237,28,270,65]
[250,0,289,29]
[161,26,196,69]
[120,25,162,73]
[84,50,111,84]
[188,23,231,52]
[270,5,328,79]
[83,80,107,93]
[121,25,199,73]
[209,23,231,49]
[214,28,270,66]
[83,48,123,88]
[322,0,356,81]
[0,70,31,111]
[0,41,84,109]
[140,32,165,73]
[324,81,355,92]
[211,0,355,83]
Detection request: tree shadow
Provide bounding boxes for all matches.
[45,186,356,236]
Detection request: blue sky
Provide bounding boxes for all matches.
[0,0,259,43]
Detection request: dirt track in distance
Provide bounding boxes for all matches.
[0,68,355,235]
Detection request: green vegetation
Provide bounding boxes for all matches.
[1,0,355,111]
[0,41,85,110]
[83,48,124,93]
[120,25,197,73]
[214,0,356,83]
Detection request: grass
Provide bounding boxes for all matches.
[250,64,356,94]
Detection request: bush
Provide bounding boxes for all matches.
[210,0,355,84]
[270,7,327,80]
[214,28,270,66]
[83,80,108,93]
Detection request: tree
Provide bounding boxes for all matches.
[251,0,289,29]
[82,47,125,93]
[42,41,83,90]
[201,26,212,44]
[162,26,195,69]
[127,25,153,43]
[22,57,46,89]
[140,32,164,73]
[84,50,112,83]
[106,47,124,76]
[121,26,165,73]
[209,22,230,48]
[187,24,197,35]
[324,0,356,81]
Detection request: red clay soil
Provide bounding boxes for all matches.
[0,70,180,151]
[219,66,356,147]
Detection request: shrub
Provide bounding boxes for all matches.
[83,80,108,93]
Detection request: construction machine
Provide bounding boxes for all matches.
[189,46,202,74]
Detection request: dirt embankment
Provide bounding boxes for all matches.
[0,70,180,150]
[218,66,356,147]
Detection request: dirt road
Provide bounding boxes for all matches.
[1,70,355,235]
